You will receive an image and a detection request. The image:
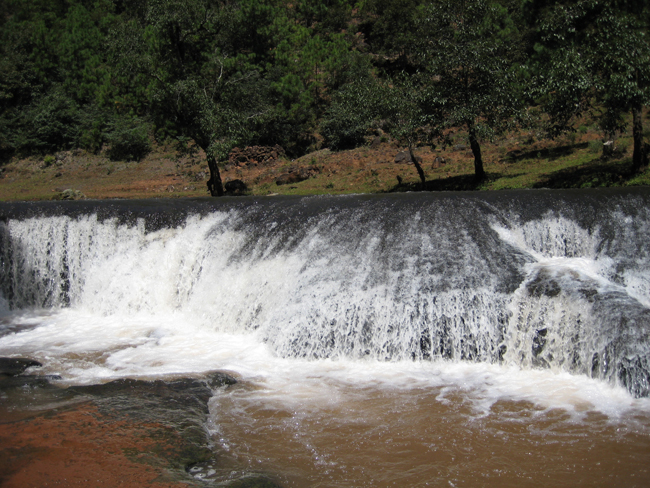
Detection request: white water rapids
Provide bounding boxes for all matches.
[1,191,649,486]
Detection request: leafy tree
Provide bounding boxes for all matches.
[112,0,273,196]
[321,78,388,150]
[411,0,525,180]
[533,0,650,171]
[106,115,151,161]
[322,74,433,185]
[260,2,358,154]
[18,86,81,152]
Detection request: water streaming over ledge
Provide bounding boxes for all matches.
[2,190,650,486]
[1,190,649,397]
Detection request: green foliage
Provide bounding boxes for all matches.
[107,116,151,161]
[18,86,81,153]
[409,0,527,178]
[360,0,425,60]
[1,0,648,188]
[414,0,525,131]
[264,4,359,149]
[532,1,650,136]
[321,80,388,150]
[57,1,116,104]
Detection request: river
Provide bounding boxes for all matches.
[1,190,649,487]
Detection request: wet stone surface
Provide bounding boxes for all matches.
[0,365,278,488]
[0,357,42,376]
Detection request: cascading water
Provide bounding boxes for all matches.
[1,190,650,487]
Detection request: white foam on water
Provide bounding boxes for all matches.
[492,214,650,305]
[2,196,650,486]
[0,202,648,423]
[1,308,648,424]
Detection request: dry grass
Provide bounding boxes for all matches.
[0,126,648,202]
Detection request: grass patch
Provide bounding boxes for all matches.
[1,136,648,201]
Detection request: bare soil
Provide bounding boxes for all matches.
[0,128,647,202]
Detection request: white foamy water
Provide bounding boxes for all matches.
[1,307,648,418]
[1,192,650,486]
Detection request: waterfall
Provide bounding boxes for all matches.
[1,189,649,397]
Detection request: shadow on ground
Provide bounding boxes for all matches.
[533,157,635,189]
[387,156,641,192]
[505,142,589,162]
[388,174,483,192]
[388,172,508,192]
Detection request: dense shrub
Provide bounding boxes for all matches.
[106,117,151,161]
[20,87,81,153]
[321,82,381,150]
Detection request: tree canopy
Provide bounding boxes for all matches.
[0,0,648,192]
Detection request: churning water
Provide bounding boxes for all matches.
[1,190,650,486]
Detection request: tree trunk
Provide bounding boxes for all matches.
[408,145,427,188]
[632,104,646,173]
[206,153,224,196]
[468,123,486,181]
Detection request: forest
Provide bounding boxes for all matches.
[0,0,648,195]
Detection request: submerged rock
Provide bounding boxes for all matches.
[0,368,241,486]
[68,372,239,470]
[0,357,42,376]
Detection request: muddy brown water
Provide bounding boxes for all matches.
[207,382,650,488]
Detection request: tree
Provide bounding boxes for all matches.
[411,0,526,180]
[533,0,650,171]
[382,75,436,186]
[322,74,433,186]
[111,0,273,196]
[258,1,358,155]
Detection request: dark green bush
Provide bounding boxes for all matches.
[106,117,151,161]
[321,82,379,150]
[19,87,81,153]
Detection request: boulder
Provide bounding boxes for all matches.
[394,151,411,164]
[225,179,248,196]
[0,357,42,376]
[432,156,446,169]
[394,151,422,164]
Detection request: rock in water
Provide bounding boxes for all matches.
[0,357,42,376]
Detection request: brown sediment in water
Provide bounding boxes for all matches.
[210,384,650,488]
[0,402,194,488]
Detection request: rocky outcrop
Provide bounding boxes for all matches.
[275,167,316,186]
[229,145,285,168]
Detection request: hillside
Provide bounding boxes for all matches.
[1,128,648,201]
[2,0,648,198]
